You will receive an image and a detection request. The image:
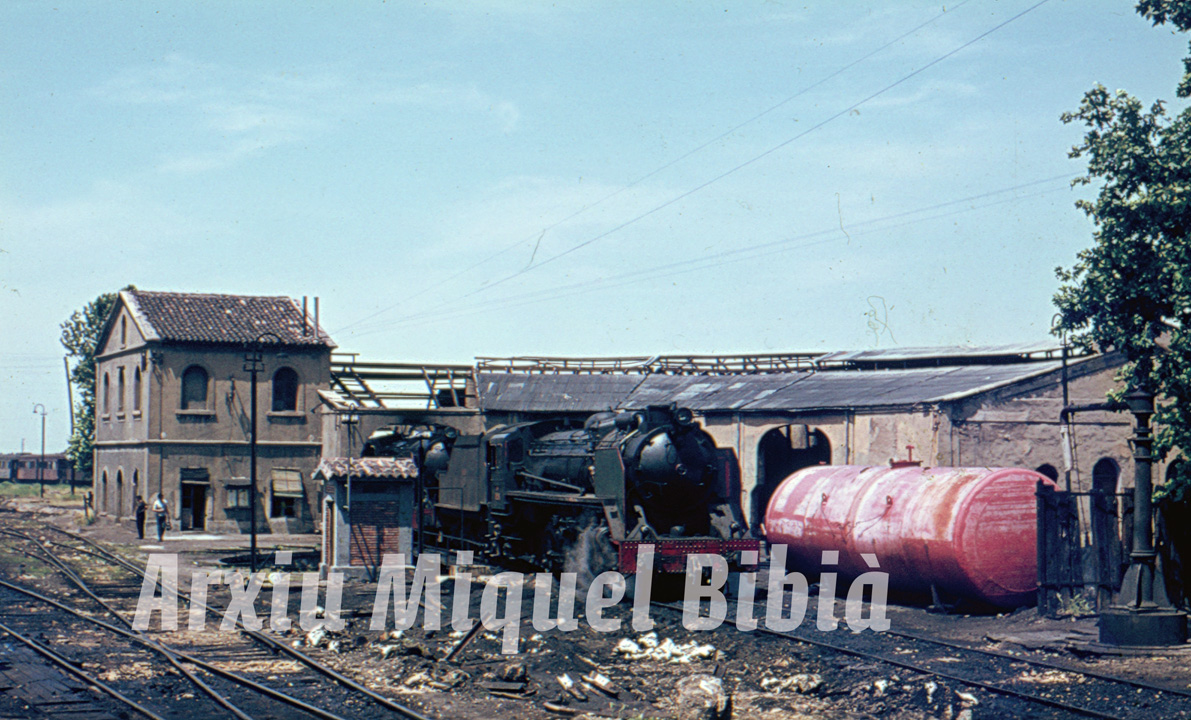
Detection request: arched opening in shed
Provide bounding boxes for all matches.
[753,425,831,530]
[1091,457,1123,598]
[1035,463,1059,482]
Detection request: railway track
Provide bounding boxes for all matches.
[6,511,1191,720]
[0,520,436,720]
[654,598,1191,720]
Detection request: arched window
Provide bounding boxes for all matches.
[120,316,127,347]
[116,470,124,518]
[1035,464,1060,482]
[100,470,108,513]
[1093,458,1120,494]
[271,367,299,412]
[102,372,110,415]
[181,366,209,410]
[117,367,126,413]
[133,368,142,412]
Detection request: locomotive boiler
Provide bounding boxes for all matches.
[365,404,757,576]
[764,463,1054,607]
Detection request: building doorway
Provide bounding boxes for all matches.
[752,425,831,529]
[115,470,124,519]
[1091,457,1123,604]
[181,483,207,531]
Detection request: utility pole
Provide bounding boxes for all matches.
[244,332,282,574]
[33,404,47,499]
[64,356,76,495]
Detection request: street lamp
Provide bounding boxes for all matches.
[1099,387,1188,645]
[32,404,46,499]
[244,332,283,573]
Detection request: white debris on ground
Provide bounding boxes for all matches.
[614,631,717,663]
[305,624,328,648]
[760,673,823,694]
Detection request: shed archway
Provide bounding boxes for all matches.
[753,425,830,529]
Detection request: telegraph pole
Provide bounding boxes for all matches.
[33,404,47,498]
[243,332,282,573]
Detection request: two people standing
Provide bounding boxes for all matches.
[130,494,171,542]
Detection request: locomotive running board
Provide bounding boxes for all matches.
[619,538,762,574]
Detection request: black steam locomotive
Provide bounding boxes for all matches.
[363,404,758,576]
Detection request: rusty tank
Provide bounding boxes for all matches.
[763,464,1054,607]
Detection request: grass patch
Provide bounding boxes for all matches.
[0,482,86,506]
[0,543,55,578]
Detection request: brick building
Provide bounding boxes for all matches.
[92,290,334,534]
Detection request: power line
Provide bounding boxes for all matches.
[332,1,976,336]
[345,173,1075,336]
[460,0,1052,301]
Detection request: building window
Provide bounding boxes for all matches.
[181,366,209,410]
[133,367,142,412]
[271,367,299,412]
[1093,458,1119,493]
[117,367,126,414]
[102,372,110,415]
[120,316,127,347]
[226,484,251,509]
[271,468,303,517]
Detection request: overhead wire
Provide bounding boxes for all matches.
[332,0,976,336]
[347,173,1075,335]
[450,0,1054,302]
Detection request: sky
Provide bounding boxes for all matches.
[2,0,1189,451]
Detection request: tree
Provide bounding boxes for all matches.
[1055,1,1191,500]
[60,291,120,480]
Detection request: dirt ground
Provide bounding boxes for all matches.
[6,492,1191,720]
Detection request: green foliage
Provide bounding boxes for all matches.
[59,290,123,480]
[1055,2,1191,500]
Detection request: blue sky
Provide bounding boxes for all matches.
[1,0,1187,450]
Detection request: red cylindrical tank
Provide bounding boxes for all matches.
[764,465,1053,607]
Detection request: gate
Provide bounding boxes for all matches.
[1036,481,1132,615]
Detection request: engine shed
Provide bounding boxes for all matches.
[315,342,1152,609]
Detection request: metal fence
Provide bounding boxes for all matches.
[1036,482,1133,616]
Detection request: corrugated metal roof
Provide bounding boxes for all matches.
[476,372,644,413]
[743,362,1065,410]
[816,342,1062,365]
[477,361,1070,414]
[620,373,809,410]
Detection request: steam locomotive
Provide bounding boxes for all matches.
[363,404,759,576]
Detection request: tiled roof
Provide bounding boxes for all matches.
[315,457,418,480]
[125,290,335,347]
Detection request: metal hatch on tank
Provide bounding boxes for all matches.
[763,462,1055,607]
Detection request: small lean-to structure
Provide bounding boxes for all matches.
[316,456,418,579]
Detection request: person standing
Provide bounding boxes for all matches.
[135,497,147,540]
[152,493,169,542]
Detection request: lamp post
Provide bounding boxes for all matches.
[32,404,46,499]
[244,332,282,573]
[1099,387,1188,645]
